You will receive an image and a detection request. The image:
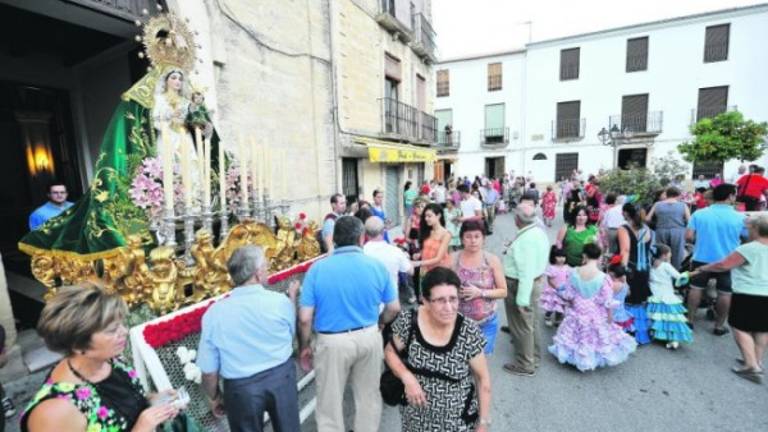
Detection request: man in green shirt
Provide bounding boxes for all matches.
[503,202,550,377]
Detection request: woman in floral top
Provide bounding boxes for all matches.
[21,284,180,432]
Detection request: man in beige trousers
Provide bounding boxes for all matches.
[502,203,550,377]
[299,216,401,432]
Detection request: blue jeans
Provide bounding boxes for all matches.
[479,313,499,354]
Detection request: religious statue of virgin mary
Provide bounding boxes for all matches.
[19,12,219,262]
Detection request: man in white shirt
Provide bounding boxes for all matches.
[431,182,447,207]
[363,216,414,303]
[457,184,483,223]
[599,193,626,255]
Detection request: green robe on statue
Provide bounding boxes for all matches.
[19,67,219,260]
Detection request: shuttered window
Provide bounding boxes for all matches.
[697,86,728,121]
[436,69,449,97]
[385,53,401,81]
[621,94,649,133]
[560,48,580,80]
[556,101,581,138]
[487,62,502,91]
[692,161,724,179]
[626,36,648,72]
[704,24,729,63]
[555,153,579,182]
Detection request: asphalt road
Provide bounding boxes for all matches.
[307,208,768,432]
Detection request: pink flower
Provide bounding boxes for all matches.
[75,387,91,400]
[128,369,138,379]
[97,406,109,420]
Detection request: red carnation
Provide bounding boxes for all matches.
[299,212,307,220]
[294,222,303,230]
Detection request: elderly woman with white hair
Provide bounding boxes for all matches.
[698,215,768,384]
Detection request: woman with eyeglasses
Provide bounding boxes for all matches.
[384,267,492,432]
[451,220,507,354]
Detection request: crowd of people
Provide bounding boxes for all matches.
[14,163,768,432]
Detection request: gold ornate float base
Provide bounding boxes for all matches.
[30,218,320,314]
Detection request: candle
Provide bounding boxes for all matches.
[281,150,287,199]
[239,138,249,210]
[180,134,193,208]
[266,146,273,193]
[258,146,264,193]
[195,127,204,197]
[161,124,174,213]
[218,139,226,213]
[203,136,211,208]
[250,139,259,203]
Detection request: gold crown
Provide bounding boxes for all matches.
[134,6,198,72]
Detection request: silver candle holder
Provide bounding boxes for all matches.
[162,208,177,247]
[218,208,229,243]
[182,206,196,265]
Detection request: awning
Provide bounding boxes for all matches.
[355,137,436,163]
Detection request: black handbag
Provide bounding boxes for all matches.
[380,311,417,406]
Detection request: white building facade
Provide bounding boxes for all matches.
[435,3,768,183]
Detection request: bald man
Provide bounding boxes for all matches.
[502,203,550,377]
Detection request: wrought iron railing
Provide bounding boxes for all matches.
[560,63,579,80]
[626,54,647,72]
[609,111,663,135]
[380,98,436,144]
[411,13,436,61]
[438,131,460,149]
[551,118,586,140]
[479,127,510,147]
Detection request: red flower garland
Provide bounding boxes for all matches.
[142,257,322,349]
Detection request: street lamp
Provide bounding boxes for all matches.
[598,125,621,168]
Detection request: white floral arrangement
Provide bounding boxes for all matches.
[175,346,202,384]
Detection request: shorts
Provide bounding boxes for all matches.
[690,260,732,294]
[477,313,499,355]
[729,293,768,332]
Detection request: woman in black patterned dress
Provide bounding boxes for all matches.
[384,267,492,432]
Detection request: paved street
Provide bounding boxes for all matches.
[310,208,768,432]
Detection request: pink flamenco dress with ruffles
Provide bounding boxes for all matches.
[539,264,571,314]
[548,271,638,372]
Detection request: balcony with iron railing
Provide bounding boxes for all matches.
[551,118,586,141]
[608,111,663,137]
[376,0,411,42]
[691,105,738,125]
[479,127,510,148]
[411,13,437,63]
[437,130,461,151]
[379,98,436,145]
[626,54,647,72]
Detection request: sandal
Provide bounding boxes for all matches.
[731,367,764,384]
[713,327,730,336]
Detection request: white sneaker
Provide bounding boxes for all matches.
[2,396,16,419]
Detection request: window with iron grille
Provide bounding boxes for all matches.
[621,94,649,133]
[556,101,581,138]
[704,24,729,63]
[487,62,502,91]
[697,86,728,121]
[626,36,648,72]
[555,153,579,182]
[560,48,580,80]
[342,158,359,200]
[692,160,724,180]
[436,69,449,97]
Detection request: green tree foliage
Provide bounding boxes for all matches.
[678,111,768,163]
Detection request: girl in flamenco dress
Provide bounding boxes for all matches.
[647,244,694,350]
[549,243,638,371]
[606,260,635,332]
[540,247,571,327]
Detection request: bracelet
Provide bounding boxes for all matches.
[478,417,492,427]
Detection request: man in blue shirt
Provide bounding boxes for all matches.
[686,184,747,335]
[198,245,300,431]
[320,193,346,253]
[29,182,73,230]
[299,216,400,432]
